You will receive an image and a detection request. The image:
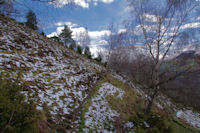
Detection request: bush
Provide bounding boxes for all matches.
[0,75,39,133]
[40,32,45,36]
[69,43,76,51]
[18,22,25,26]
[94,55,102,63]
[77,45,82,54]
[129,112,173,133]
[84,46,92,59]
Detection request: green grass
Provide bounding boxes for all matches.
[171,119,199,133]
[104,74,199,133]
[0,74,41,133]
[104,74,143,120]
[78,79,105,132]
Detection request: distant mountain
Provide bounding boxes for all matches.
[176,50,196,60]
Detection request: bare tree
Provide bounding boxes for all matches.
[127,0,199,114]
[109,46,133,73]
[0,0,15,16]
[104,22,128,71]
[76,28,90,49]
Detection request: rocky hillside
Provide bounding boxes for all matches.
[0,14,104,132]
[0,14,200,133]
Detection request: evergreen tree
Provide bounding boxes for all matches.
[84,46,91,59]
[25,10,38,30]
[50,36,61,43]
[95,54,102,62]
[0,75,39,132]
[40,32,45,36]
[69,40,76,50]
[77,45,82,54]
[59,25,72,46]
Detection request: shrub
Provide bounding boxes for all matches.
[84,46,92,59]
[94,55,102,63]
[18,22,25,26]
[77,45,82,54]
[69,43,76,51]
[129,112,173,133]
[0,75,39,133]
[40,32,45,36]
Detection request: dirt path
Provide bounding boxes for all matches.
[67,76,101,133]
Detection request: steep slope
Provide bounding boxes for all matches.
[0,14,104,132]
[0,14,200,133]
[79,73,200,132]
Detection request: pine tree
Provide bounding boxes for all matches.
[69,40,76,50]
[25,10,38,30]
[40,32,45,36]
[95,54,102,62]
[59,25,72,46]
[50,36,61,43]
[77,45,82,54]
[0,74,39,132]
[84,46,91,59]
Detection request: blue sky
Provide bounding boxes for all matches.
[13,0,200,56]
[14,0,128,56]
[15,0,128,35]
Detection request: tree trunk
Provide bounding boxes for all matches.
[145,89,158,115]
[144,63,160,114]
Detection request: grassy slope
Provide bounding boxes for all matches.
[97,74,198,132]
[0,13,199,132]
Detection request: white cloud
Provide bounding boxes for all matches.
[50,0,89,8]
[99,40,108,45]
[55,22,77,28]
[143,14,158,23]
[72,27,86,37]
[90,44,107,57]
[118,28,126,33]
[93,2,98,6]
[99,0,114,4]
[180,22,200,30]
[50,0,114,8]
[89,30,110,39]
[48,23,110,40]
[47,21,110,57]
[47,26,64,37]
[47,21,80,37]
